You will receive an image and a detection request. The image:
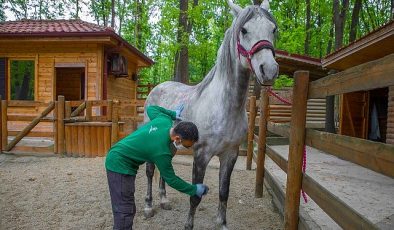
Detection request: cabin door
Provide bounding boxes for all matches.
[339,91,369,139]
[55,67,86,101]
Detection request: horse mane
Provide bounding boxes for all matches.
[195,5,277,97]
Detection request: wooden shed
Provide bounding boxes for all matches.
[0,19,153,137]
[322,20,394,144]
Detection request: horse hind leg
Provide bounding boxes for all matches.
[185,153,211,230]
[159,177,172,210]
[216,150,238,230]
[144,162,155,218]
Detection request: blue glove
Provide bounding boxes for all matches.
[175,104,184,120]
[196,184,209,198]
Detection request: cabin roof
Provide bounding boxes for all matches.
[275,49,328,81]
[0,19,154,66]
[322,20,394,70]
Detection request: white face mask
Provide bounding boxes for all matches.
[173,140,187,150]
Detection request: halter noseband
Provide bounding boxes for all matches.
[237,39,275,75]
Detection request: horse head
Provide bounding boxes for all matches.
[228,0,279,85]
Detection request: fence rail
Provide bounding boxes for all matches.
[248,53,394,230]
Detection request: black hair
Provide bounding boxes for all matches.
[173,121,199,142]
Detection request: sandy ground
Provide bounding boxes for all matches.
[0,154,282,230]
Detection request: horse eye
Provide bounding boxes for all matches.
[273,27,277,33]
[241,28,247,35]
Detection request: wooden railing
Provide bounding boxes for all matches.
[248,53,394,230]
[0,96,145,156]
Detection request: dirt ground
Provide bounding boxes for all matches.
[0,154,282,230]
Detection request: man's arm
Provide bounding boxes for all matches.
[146,105,176,121]
[154,154,197,196]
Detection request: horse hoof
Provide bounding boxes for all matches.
[144,208,154,218]
[160,201,172,210]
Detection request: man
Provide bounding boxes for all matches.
[105,105,209,230]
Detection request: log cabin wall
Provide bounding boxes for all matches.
[387,86,394,144]
[0,42,103,134]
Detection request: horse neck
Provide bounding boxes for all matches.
[197,28,251,111]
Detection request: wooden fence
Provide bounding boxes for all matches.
[0,96,145,157]
[247,53,394,229]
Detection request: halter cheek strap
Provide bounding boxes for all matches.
[237,39,275,75]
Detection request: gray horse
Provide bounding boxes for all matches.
[143,0,278,229]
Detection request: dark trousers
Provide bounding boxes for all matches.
[107,170,136,230]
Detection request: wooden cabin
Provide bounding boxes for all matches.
[322,20,394,144]
[0,19,153,137]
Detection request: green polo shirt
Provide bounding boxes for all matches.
[105,105,197,196]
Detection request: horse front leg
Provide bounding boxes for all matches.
[144,162,155,218]
[216,150,238,230]
[159,177,172,210]
[184,152,211,230]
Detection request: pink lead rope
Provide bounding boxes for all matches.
[267,87,308,203]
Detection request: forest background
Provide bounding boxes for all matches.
[2,0,393,88]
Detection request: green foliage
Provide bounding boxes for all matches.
[4,0,393,85]
[272,75,294,90]
[10,60,35,100]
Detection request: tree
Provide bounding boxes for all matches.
[304,0,311,55]
[349,0,362,42]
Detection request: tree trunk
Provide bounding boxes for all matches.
[349,0,362,42]
[111,0,115,28]
[76,0,79,19]
[304,0,311,55]
[334,0,349,49]
[174,0,190,83]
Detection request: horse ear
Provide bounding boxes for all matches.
[261,0,270,11]
[227,0,242,17]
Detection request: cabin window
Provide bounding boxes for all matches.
[9,60,35,100]
[0,58,6,99]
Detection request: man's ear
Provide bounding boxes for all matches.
[227,0,242,17]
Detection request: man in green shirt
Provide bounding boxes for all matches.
[105,105,209,230]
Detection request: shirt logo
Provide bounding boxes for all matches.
[149,125,158,134]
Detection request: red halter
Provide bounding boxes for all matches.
[237,39,275,75]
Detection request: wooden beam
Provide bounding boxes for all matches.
[7,100,50,107]
[302,175,378,230]
[308,54,394,98]
[247,96,257,170]
[85,101,92,121]
[305,129,394,178]
[7,115,54,122]
[111,105,119,145]
[267,122,290,138]
[1,100,8,151]
[70,101,86,117]
[6,102,55,151]
[57,96,65,154]
[284,71,309,230]
[8,131,53,138]
[255,87,269,198]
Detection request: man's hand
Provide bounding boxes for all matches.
[175,104,184,120]
[196,184,209,198]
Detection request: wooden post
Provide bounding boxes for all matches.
[284,71,309,230]
[86,101,92,121]
[107,100,113,121]
[111,104,119,145]
[247,96,257,170]
[54,101,58,154]
[255,87,269,197]
[65,101,71,119]
[57,96,65,155]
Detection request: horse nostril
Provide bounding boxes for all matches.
[259,64,265,76]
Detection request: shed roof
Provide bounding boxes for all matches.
[322,20,394,70]
[275,49,328,81]
[0,19,154,66]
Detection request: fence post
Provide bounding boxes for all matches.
[65,101,71,119]
[284,71,309,230]
[107,100,113,121]
[255,87,269,197]
[86,101,92,121]
[54,101,58,154]
[247,96,257,170]
[57,96,65,155]
[111,103,119,146]
[1,99,7,151]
